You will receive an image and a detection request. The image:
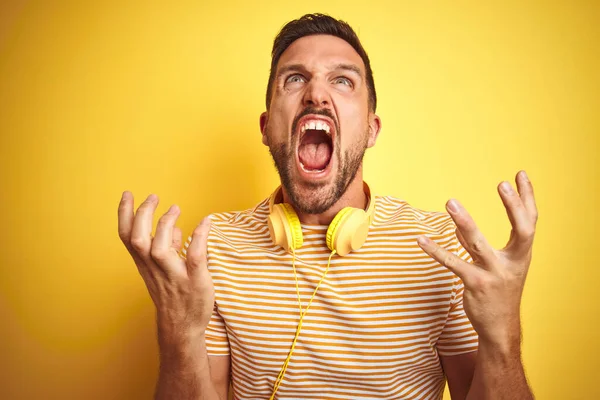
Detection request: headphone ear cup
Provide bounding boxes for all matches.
[268,203,303,251]
[326,207,352,252]
[326,208,369,256]
[281,203,303,250]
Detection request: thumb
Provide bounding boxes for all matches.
[185,217,212,277]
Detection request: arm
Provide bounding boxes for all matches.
[465,336,531,400]
[155,330,230,400]
[442,343,532,400]
[419,170,537,399]
[440,351,477,400]
[118,192,230,400]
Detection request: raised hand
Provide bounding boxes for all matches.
[117,192,214,337]
[417,171,538,349]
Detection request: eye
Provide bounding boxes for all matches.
[285,74,306,84]
[333,77,353,87]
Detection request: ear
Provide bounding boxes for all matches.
[259,111,269,146]
[366,113,382,148]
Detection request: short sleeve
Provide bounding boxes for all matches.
[205,303,230,356]
[436,227,479,356]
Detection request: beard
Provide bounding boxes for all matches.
[268,127,368,215]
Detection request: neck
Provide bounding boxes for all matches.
[281,169,368,225]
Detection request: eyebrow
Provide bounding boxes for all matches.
[276,63,364,80]
[332,63,363,78]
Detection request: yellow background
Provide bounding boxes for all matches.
[1,1,598,399]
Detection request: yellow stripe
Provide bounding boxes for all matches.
[195,195,478,399]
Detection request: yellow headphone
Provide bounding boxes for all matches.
[267,182,375,256]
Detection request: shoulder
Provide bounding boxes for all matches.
[209,197,270,226]
[372,194,466,273]
[374,195,457,238]
[206,196,272,248]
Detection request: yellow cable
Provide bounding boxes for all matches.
[269,249,336,400]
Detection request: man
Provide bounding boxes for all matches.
[118,13,536,400]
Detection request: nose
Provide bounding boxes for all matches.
[302,78,331,108]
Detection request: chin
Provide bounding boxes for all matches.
[285,175,339,215]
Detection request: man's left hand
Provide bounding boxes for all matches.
[417,170,538,351]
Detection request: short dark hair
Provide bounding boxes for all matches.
[266,13,377,112]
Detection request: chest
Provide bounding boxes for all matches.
[208,243,452,399]
[210,248,454,348]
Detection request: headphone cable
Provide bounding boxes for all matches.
[269,249,336,399]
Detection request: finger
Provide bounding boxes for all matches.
[455,228,473,262]
[172,226,183,250]
[515,170,538,225]
[445,199,496,266]
[118,191,145,264]
[185,217,212,277]
[417,235,475,287]
[498,181,535,254]
[118,191,135,246]
[130,194,159,260]
[151,204,181,264]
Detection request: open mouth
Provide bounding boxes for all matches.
[297,118,334,174]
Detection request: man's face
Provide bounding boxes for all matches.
[260,34,381,215]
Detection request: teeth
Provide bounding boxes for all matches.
[301,120,332,135]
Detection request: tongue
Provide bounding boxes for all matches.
[299,142,332,170]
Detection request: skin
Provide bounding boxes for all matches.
[419,171,537,399]
[260,35,381,225]
[118,33,536,400]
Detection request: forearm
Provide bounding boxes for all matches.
[154,330,222,400]
[466,335,533,400]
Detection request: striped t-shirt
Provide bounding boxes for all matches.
[200,193,478,399]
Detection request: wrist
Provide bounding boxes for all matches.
[478,330,522,364]
[478,313,521,350]
[156,309,207,336]
[156,315,206,349]
[157,329,206,364]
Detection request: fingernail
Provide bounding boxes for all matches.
[447,199,460,214]
[147,194,157,202]
[417,235,431,246]
[168,205,179,214]
[198,216,211,227]
[521,170,529,182]
[500,181,513,194]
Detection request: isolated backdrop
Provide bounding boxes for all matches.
[0,1,598,399]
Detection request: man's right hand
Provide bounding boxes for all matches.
[117,191,214,339]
